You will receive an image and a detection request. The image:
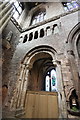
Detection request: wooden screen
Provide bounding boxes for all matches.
[24,91,59,118]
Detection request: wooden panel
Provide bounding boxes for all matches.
[48,95,58,118]
[38,95,48,118]
[25,93,35,118]
[33,94,39,118]
[25,91,59,118]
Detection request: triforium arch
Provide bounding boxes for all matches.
[10,45,67,118]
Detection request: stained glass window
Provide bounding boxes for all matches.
[52,76,56,86]
[45,69,57,92]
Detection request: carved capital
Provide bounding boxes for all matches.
[25,64,32,70]
[52,59,61,66]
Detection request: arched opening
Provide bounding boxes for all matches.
[40,29,44,38]
[52,24,59,34]
[29,32,33,41]
[34,31,38,39]
[27,52,56,91]
[23,34,27,43]
[46,26,51,36]
[21,45,57,92]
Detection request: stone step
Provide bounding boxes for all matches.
[15,108,25,118]
[15,111,25,118]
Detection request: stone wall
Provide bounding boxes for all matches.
[2,20,20,104]
[2,2,80,118]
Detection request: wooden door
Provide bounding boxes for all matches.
[25,91,59,118]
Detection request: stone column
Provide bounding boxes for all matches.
[0,3,13,18]
[0,2,13,33]
[11,63,32,109]
[0,1,8,11]
[0,7,13,27]
[38,29,40,39]
[0,13,13,33]
[20,64,32,108]
[61,55,75,102]
[10,64,25,109]
[16,64,26,108]
[52,59,67,118]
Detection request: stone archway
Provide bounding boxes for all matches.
[10,45,67,118]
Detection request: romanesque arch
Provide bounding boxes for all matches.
[10,45,67,118]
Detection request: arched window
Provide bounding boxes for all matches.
[45,69,57,92]
[31,9,46,25]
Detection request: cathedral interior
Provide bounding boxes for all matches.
[1,0,80,119]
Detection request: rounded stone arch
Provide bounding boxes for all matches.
[21,45,57,67]
[21,45,62,92]
[10,45,67,118]
[20,45,58,91]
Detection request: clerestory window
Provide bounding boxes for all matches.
[62,1,79,11]
[31,9,46,25]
